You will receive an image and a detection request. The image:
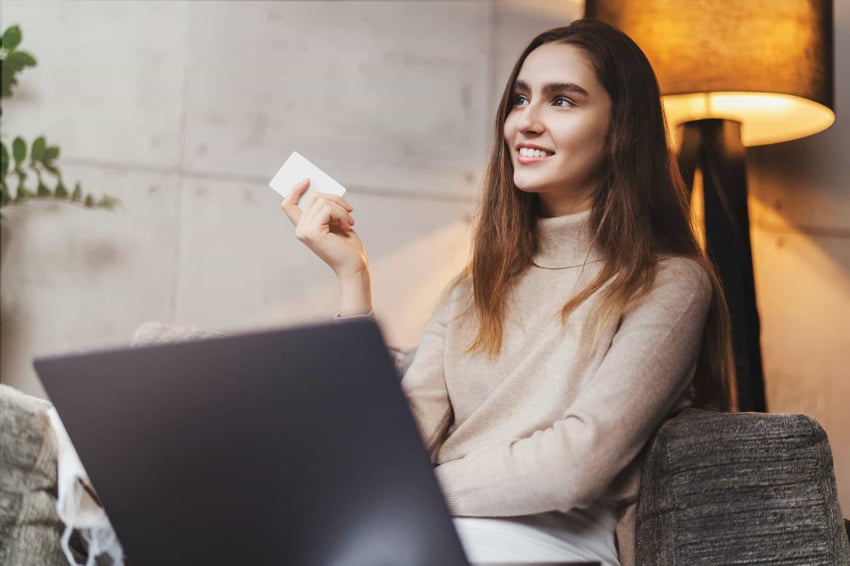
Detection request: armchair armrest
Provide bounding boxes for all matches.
[635,408,850,564]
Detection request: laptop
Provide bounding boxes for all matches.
[34,318,599,566]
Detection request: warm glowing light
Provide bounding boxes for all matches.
[688,169,705,253]
[663,92,835,147]
[586,1,835,147]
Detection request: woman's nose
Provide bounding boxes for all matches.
[517,104,544,133]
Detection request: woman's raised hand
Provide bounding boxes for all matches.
[280,178,368,278]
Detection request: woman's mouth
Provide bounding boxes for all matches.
[516,147,555,165]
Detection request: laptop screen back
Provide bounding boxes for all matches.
[34,319,468,566]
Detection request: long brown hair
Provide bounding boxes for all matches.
[458,19,737,411]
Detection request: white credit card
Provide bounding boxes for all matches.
[268,151,347,200]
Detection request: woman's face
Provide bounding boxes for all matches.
[503,43,611,216]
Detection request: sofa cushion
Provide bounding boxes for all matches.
[635,408,850,565]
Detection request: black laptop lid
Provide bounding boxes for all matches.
[34,319,468,566]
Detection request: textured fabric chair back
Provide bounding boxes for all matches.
[635,408,850,565]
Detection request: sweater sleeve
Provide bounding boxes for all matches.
[400,286,457,460]
[434,257,713,516]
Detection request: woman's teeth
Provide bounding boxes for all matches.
[518,147,552,158]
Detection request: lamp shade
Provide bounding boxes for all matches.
[585,0,835,146]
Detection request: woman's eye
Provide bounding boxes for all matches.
[511,94,529,106]
[554,97,575,108]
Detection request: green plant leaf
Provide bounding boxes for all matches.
[71,183,83,202]
[0,142,9,182]
[12,137,26,164]
[15,169,27,189]
[43,162,59,175]
[1,181,11,206]
[14,171,33,202]
[1,70,19,98]
[55,182,69,199]
[31,136,46,162]
[84,194,94,207]
[97,195,119,210]
[7,51,37,67]
[36,181,51,197]
[1,61,22,78]
[15,181,33,201]
[43,145,59,163]
[3,25,22,51]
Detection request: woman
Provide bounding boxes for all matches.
[281,18,736,566]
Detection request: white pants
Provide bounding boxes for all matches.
[452,502,620,565]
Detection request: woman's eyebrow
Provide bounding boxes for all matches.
[513,79,589,98]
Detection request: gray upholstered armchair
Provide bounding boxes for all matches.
[634,408,850,564]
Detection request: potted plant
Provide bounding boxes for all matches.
[0,24,118,221]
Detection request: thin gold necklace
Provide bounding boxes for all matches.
[531,258,605,270]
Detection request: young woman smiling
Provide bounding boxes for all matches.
[281,18,736,566]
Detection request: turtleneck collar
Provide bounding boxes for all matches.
[532,208,605,269]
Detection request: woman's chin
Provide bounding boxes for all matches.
[513,180,545,194]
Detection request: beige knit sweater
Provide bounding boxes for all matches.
[400,208,712,565]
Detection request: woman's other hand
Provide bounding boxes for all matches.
[280,178,373,316]
[281,178,368,278]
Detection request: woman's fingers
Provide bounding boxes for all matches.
[301,194,355,229]
[280,179,354,228]
[317,200,355,231]
[297,199,355,241]
[314,194,353,213]
[280,178,311,226]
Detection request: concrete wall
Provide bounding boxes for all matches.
[2,0,848,513]
[0,2,579,387]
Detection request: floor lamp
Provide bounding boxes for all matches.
[585,1,835,412]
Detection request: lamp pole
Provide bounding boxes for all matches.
[677,119,767,412]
